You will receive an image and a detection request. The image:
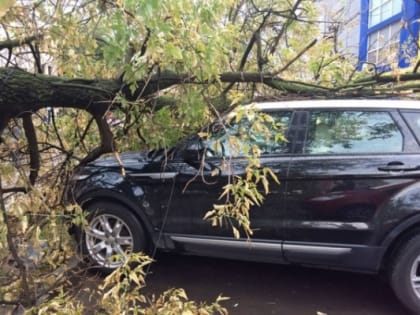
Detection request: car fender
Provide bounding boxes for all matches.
[380,212,420,249]
[372,180,420,243]
[74,188,155,238]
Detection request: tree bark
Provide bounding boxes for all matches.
[0,34,43,51]
[0,68,119,120]
[0,67,334,134]
[2,66,418,135]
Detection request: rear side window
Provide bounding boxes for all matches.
[304,110,403,154]
[402,111,420,144]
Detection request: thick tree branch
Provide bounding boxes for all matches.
[22,113,39,185]
[79,113,116,165]
[28,42,43,74]
[1,65,418,174]
[354,72,420,84]
[3,67,419,123]
[223,9,271,95]
[7,66,414,135]
[1,187,29,194]
[238,10,272,71]
[0,34,42,51]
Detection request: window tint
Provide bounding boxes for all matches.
[304,110,403,154]
[402,111,420,144]
[206,111,292,157]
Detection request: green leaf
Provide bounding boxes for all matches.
[166,43,183,60]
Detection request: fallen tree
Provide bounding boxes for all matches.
[1,65,420,186]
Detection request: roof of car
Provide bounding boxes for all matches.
[246,99,420,110]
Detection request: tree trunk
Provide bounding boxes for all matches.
[0,68,119,119]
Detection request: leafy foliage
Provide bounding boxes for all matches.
[142,288,228,315]
[203,107,281,238]
[97,253,228,315]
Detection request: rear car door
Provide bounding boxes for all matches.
[283,107,420,271]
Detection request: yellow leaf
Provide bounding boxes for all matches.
[178,289,188,300]
[232,226,240,239]
[219,185,231,199]
[198,308,210,315]
[129,272,140,286]
[235,111,243,123]
[216,295,230,302]
[264,114,274,123]
[211,168,220,176]
[203,210,215,220]
[262,177,269,194]
[213,204,225,210]
[264,167,280,184]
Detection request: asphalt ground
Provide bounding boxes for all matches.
[142,253,410,315]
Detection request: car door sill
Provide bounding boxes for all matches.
[283,244,352,255]
[170,235,283,251]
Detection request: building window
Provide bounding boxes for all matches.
[369,0,402,27]
[367,21,400,65]
[359,0,419,70]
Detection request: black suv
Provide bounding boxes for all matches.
[67,100,420,314]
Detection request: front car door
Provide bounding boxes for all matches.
[283,107,420,271]
[163,108,294,262]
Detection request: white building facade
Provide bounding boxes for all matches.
[319,0,419,70]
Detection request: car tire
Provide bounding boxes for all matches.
[79,201,147,273]
[390,233,420,314]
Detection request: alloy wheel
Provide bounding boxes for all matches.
[85,213,134,268]
[411,255,420,300]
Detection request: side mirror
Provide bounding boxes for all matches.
[181,135,204,162]
[180,135,218,172]
[183,147,202,162]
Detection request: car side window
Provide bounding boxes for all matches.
[206,111,292,157]
[304,110,403,154]
[402,111,420,144]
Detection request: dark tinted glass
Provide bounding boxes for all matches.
[402,111,420,144]
[304,110,403,154]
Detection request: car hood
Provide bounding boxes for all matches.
[88,151,150,169]
[87,148,179,170]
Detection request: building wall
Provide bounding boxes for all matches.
[318,0,361,58]
[359,0,420,69]
[337,1,362,58]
